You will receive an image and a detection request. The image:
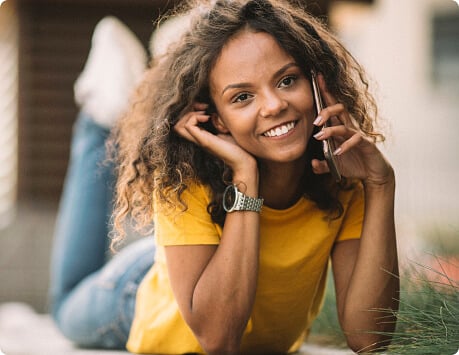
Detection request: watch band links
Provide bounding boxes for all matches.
[223,184,263,213]
[235,192,264,212]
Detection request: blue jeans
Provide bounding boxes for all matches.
[49,113,155,349]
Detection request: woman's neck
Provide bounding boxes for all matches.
[258,158,307,210]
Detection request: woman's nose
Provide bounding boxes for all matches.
[259,91,288,118]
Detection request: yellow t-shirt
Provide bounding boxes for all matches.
[127,183,364,354]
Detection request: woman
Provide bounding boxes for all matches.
[51,0,399,353]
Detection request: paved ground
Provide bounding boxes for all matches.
[0,302,353,355]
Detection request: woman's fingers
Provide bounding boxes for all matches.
[314,74,354,128]
[314,103,349,126]
[174,108,241,161]
[314,125,367,155]
[314,124,354,141]
[174,110,210,144]
[311,159,330,175]
[314,74,392,182]
[314,101,343,118]
[193,102,209,111]
[174,101,210,139]
[312,74,366,157]
[336,132,365,155]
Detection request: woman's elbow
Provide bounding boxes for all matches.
[198,334,241,355]
[190,319,243,355]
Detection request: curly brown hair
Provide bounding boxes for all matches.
[110,0,382,247]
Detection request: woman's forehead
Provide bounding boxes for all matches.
[209,30,295,91]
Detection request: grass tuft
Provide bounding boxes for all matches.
[378,257,459,354]
[310,256,459,354]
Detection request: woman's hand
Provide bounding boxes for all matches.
[174,102,258,179]
[311,75,394,185]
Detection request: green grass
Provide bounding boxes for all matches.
[378,259,459,354]
[309,257,459,354]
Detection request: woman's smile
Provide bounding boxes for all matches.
[262,120,297,138]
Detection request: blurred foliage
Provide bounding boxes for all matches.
[420,225,459,257]
[309,269,347,347]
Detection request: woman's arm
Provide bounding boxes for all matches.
[332,175,399,353]
[165,104,261,354]
[165,178,260,354]
[313,74,399,352]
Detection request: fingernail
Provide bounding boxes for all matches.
[333,147,342,156]
[313,116,322,126]
[313,130,324,139]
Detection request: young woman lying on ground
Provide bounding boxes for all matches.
[50,0,399,353]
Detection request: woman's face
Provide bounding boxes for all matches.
[209,29,315,165]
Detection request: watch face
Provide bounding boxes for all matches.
[223,185,237,211]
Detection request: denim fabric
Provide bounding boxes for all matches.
[49,113,154,349]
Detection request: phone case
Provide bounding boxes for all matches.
[310,70,342,182]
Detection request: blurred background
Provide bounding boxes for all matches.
[0,0,457,314]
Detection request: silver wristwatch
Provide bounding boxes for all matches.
[223,184,263,213]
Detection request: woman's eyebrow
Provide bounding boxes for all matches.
[221,82,251,96]
[221,62,299,96]
[273,62,299,79]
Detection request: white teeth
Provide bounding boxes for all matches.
[264,122,295,137]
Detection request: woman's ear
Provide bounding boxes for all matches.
[211,113,230,134]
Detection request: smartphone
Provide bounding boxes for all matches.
[310,70,342,182]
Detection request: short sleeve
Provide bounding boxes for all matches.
[335,182,365,242]
[154,183,222,246]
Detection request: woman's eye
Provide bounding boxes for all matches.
[234,93,251,103]
[279,76,296,88]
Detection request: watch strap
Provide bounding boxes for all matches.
[223,184,263,213]
[235,191,263,212]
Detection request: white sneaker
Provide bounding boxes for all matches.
[74,16,147,128]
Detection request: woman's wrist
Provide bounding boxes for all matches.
[362,171,396,205]
[232,164,259,198]
[362,167,395,191]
